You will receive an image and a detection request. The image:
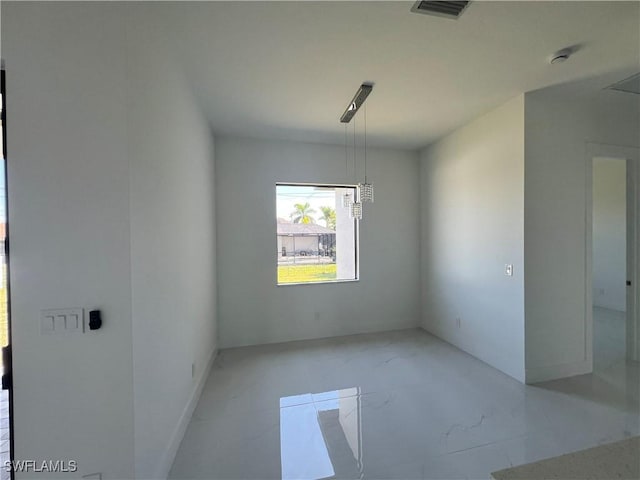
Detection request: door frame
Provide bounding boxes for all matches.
[586,142,640,362]
[1,67,15,478]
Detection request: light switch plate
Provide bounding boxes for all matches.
[505,264,514,276]
[41,308,84,334]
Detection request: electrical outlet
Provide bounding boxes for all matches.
[191,363,196,378]
[455,317,461,329]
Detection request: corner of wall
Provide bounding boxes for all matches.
[154,347,218,480]
[127,8,219,477]
[418,95,526,383]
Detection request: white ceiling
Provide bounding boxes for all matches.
[160,1,639,150]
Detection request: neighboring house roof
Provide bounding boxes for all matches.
[277,223,335,236]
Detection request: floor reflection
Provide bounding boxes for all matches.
[280,388,362,480]
[170,326,639,480]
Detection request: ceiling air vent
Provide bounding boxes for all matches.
[410,1,470,19]
[606,73,640,95]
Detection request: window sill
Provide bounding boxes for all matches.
[277,278,359,287]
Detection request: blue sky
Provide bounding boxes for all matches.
[276,185,336,225]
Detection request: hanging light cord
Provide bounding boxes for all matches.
[364,103,368,183]
[344,123,348,179]
[353,117,356,182]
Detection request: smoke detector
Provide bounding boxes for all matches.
[549,48,572,65]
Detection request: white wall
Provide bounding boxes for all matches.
[126,7,218,479]
[524,89,640,383]
[2,3,135,478]
[2,3,218,478]
[592,157,626,312]
[419,96,526,383]
[216,136,420,348]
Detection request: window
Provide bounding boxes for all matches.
[276,184,358,285]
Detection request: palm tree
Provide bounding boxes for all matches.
[290,202,316,224]
[319,206,336,230]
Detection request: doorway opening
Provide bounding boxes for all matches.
[591,157,628,371]
[588,144,640,389]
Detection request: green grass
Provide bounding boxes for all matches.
[278,263,337,284]
[0,265,7,372]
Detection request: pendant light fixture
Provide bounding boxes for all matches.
[340,84,373,123]
[339,82,374,220]
[349,200,363,220]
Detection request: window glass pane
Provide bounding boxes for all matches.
[276,184,357,285]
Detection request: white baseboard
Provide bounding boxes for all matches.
[592,304,626,314]
[525,359,591,384]
[419,324,526,384]
[154,346,218,480]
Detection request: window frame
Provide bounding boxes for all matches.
[275,182,360,286]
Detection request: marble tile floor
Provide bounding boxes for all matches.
[170,308,639,479]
